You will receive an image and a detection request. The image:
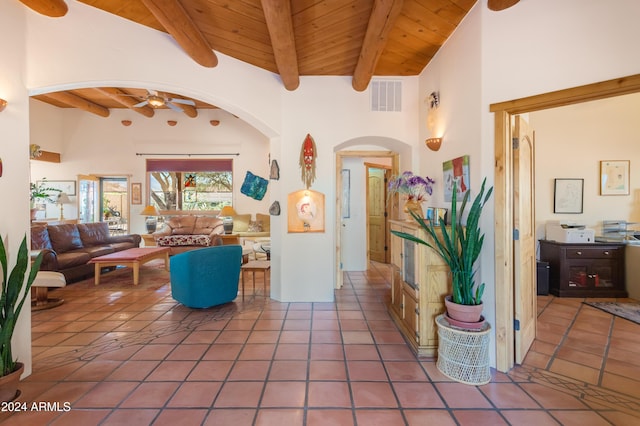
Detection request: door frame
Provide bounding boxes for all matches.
[335,151,398,289]
[492,73,640,372]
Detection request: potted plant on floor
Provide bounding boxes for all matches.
[391,177,493,327]
[0,235,42,402]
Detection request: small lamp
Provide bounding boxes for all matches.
[0,98,7,112]
[218,206,237,234]
[57,192,71,220]
[140,205,160,233]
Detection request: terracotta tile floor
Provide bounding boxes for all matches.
[3,262,640,425]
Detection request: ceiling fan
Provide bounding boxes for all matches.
[133,90,196,112]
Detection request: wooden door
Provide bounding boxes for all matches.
[513,115,537,363]
[367,165,388,263]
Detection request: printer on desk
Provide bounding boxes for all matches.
[545,221,595,243]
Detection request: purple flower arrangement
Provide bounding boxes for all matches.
[388,171,435,202]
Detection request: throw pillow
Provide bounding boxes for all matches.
[248,220,263,233]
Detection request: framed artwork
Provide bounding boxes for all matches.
[38,180,76,196]
[554,178,583,214]
[287,189,325,233]
[443,155,470,202]
[341,169,350,219]
[600,160,630,195]
[131,182,142,205]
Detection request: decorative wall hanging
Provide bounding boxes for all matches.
[269,201,281,216]
[131,183,142,205]
[270,160,280,180]
[299,133,317,189]
[287,189,325,233]
[241,171,269,200]
[443,155,470,202]
[600,160,630,195]
[554,178,583,213]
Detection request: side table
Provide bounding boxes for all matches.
[141,234,156,247]
[220,233,240,245]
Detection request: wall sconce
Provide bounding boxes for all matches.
[121,120,132,126]
[425,137,443,151]
[210,120,220,126]
[0,98,7,112]
[167,120,177,126]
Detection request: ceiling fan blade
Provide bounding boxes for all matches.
[133,100,149,108]
[166,102,184,112]
[169,98,196,106]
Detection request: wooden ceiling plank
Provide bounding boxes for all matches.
[261,0,300,90]
[140,0,218,67]
[95,87,155,117]
[487,0,519,12]
[19,0,68,17]
[352,0,405,92]
[44,91,110,117]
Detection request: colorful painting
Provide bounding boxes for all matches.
[443,155,470,202]
[240,171,268,200]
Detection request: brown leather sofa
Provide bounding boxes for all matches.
[31,222,141,282]
[151,215,224,255]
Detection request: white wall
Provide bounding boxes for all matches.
[0,2,33,377]
[531,93,640,241]
[341,157,367,271]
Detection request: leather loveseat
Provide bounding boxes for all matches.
[31,222,142,282]
[151,215,224,255]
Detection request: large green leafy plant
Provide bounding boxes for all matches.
[0,236,42,376]
[391,178,493,306]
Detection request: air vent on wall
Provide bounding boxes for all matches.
[370,80,402,112]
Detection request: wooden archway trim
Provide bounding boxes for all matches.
[491,73,640,373]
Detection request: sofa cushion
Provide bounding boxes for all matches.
[31,225,53,251]
[56,251,92,269]
[166,215,197,235]
[232,214,251,232]
[256,213,270,232]
[193,216,223,235]
[77,222,111,246]
[47,224,84,253]
[248,220,263,232]
[157,235,211,247]
[83,245,115,258]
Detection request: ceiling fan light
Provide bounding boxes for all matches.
[147,95,165,107]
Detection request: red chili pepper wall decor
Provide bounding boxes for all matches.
[299,133,317,189]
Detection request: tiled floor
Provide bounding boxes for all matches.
[3,262,639,425]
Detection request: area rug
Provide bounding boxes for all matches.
[583,301,640,325]
[64,259,170,291]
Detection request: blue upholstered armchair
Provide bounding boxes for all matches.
[170,245,242,308]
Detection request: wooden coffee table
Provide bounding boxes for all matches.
[89,247,170,285]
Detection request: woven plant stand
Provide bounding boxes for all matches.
[435,314,491,385]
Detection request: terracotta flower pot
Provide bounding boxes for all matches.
[0,362,24,402]
[444,295,483,323]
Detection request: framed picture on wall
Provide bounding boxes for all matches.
[553,178,583,214]
[131,182,142,205]
[600,160,630,195]
[37,180,76,196]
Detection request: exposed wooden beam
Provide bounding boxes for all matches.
[94,88,155,118]
[487,0,520,11]
[352,0,404,92]
[141,0,218,68]
[261,0,300,91]
[44,91,110,117]
[18,0,68,17]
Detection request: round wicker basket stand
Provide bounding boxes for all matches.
[435,314,491,385]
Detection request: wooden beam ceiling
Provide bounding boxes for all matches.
[487,0,519,11]
[261,0,300,91]
[43,91,110,117]
[18,0,68,17]
[352,0,404,92]
[94,87,155,118]
[140,0,218,68]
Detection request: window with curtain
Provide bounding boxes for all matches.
[146,159,233,212]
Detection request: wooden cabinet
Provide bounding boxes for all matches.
[539,240,627,298]
[388,220,451,357]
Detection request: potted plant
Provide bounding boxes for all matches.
[0,235,43,401]
[30,179,61,220]
[387,171,435,217]
[391,177,493,326]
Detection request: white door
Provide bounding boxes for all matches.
[514,115,537,363]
